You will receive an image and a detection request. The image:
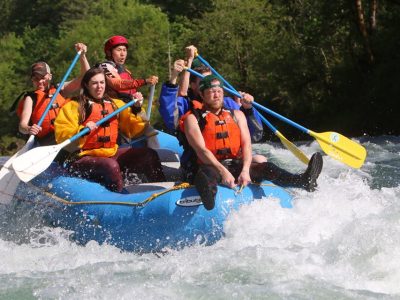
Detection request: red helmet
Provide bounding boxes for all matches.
[104,35,129,55]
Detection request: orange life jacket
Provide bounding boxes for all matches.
[179,102,242,162]
[16,87,69,138]
[190,99,203,110]
[81,100,119,150]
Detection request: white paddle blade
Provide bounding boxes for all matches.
[0,157,20,204]
[0,136,35,204]
[12,143,63,182]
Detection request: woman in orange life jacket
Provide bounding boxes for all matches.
[18,43,90,146]
[181,75,323,210]
[54,67,165,192]
[99,35,159,146]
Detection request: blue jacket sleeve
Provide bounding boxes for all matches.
[223,97,263,142]
[158,82,190,131]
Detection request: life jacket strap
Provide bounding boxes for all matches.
[216,148,232,155]
[216,131,228,139]
[98,136,111,143]
[100,121,110,128]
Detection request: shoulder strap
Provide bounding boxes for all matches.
[30,91,38,111]
[9,91,37,115]
[191,107,208,132]
[116,64,125,74]
[9,91,33,112]
[227,108,238,124]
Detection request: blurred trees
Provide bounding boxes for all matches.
[1,0,400,154]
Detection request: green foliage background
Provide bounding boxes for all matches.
[1,0,399,154]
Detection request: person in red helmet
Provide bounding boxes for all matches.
[99,35,160,147]
[100,35,158,104]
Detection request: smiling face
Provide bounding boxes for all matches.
[111,45,128,65]
[31,73,52,91]
[86,73,106,100]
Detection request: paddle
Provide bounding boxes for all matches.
[12,99,137,183]
[0,51,82,204]
[252,102,367,168]
[195,54,238,93]
[146,84,156,120]
[185,67,366,168]
[185,67,310,164]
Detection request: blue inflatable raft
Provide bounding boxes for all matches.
[3,131,293,252]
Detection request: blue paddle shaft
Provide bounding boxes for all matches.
[252,102,309,134]
[192,58,275,129]
[258,113,278,133]
[196,54,239,93]
[69,99,137,143]
[185,68,241,98]
[37,51,82,126]
[186,67,281,133]
[191,59,308,134]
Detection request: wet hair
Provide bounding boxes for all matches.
[78,67,115,124]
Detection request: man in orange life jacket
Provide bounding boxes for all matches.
[100,35,158,103]
[99,35,160,146]
[181,75,323,210]
[18,43,90,146]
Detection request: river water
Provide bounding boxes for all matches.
[0,135,399,299]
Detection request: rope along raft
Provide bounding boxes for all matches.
[9,181,279,207]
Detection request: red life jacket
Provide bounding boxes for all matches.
[17,87,69,138]
[117,64,137,95]
[179,102,242,162]
[81,100,119,150]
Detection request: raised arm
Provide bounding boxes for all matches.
[158,59,190,132]
[62,43,90,95]
[178,45,197,97]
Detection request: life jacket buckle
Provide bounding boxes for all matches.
[97,136,111,143]
[216,148,231,155]
[216,131,228,139]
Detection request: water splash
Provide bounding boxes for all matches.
[1,136,399,299]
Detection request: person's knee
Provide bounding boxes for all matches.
[102,158,120,174]
[252,154,267,163]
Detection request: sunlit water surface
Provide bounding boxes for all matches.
[1,136,399,299]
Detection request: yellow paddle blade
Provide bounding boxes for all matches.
[275,131,310,165]
[309,131,367,168]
